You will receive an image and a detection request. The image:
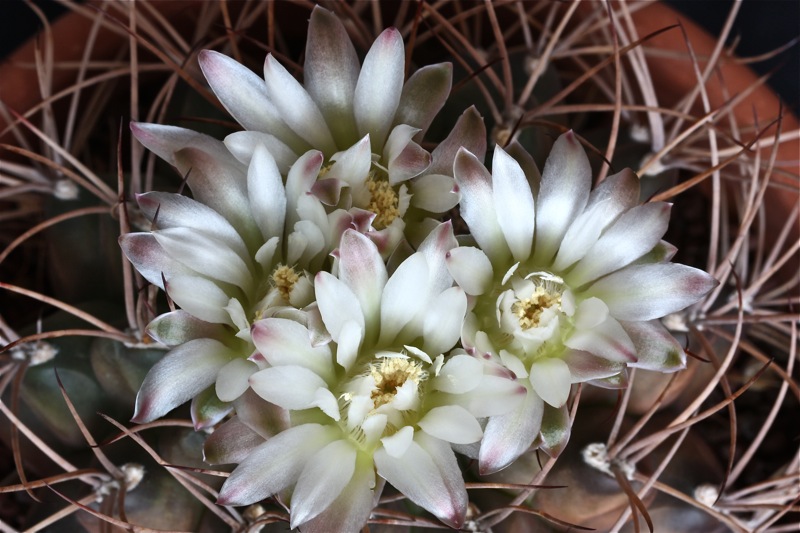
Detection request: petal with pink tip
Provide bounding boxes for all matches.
[338,230,388,330]
[453,148,509,263]
[291,439,357,528]
[561,350,625,383]
[354,28,404,148]
[263,54,337,154]
[304,5,360,147]
[375,433,466,529]
[217,423,338,506]
[248,144,287,241]
[130,122,239,169]
[479,386,543,474]
[492,146,536,262]
[132,338,235,423]
[429,106,487,175]
[584,264,718,321]
[224,131,297,174]
[119,233,192,289]
[251,318,334,379]
[533,131,591,263]
[568,202,671,286]
[198,50,306,150]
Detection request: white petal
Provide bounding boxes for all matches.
[492,146,536,262]
[566,315,636,362]
[119,233,192,290]
[263,54,337,154]
[479,386,544,474]
[291,439,357,528]
[166,275,232,324]
[303,6,360,147]
[433,353,483,394]
[251,318,334,379]
[453,148,509,263]
[381,426,415,458]
[198,50,305,149]
[446,246,493,295]
[573,297,609,330]
[418,405,482,444]
[423,287,467,356]
[410,174,460,212]
[216,358,258,402]
[622,320,687,372]
[338,229,388,333]
[312,388,341,421]
[417,221,459,296]
[499,349,528,378]
[533,131,591,263]
[374,434,467,529]
[224,131,297,173]
[354,28,404,148]
[315,272,367,343]
[249,365,328,411]
[562,350,625,383]
[217,423,338,505]
[568,202,671,286]
[131,122,241,169]
[132,339,234,423]
[529,358,572,407]
[378,253,429,344]
[336,320,364,372]
[247,144,287,240]
[457,374,527,417]
[584,264,718,321]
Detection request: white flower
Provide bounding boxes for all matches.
[199,5,487,254]
[122,126,348,425]
[215,227,524,532]
[448,131,718,473]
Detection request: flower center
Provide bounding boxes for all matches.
[370,358,426,409]
[366,173,399,230]
[512,286,562,330]
[271,264,300,302]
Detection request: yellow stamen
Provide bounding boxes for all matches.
[370,358,426,409]
[366,175,400,230]
[512,286,561,330]
[271,265,300,302]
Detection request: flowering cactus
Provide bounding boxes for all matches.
[115,6,718,533]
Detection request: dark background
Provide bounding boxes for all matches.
[1,0,798,113]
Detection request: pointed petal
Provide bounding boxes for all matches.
[492,146,536,262]
[375,433,466,529]
[568,202,671,286]
[504,140,541,197]
[429,106,487,175]
[565,316,636,363]
[263,54,337,154]
[132,339,234,423]
[315,271,367,344]
[395,63,452,139]
[584,264,718,321]
[410,174,459,212]
[119,232,191,289]
[216,358,258,402]
[324,134,372,191]
[130,122,237,168]
[146,310,228,347]
[529,358,572,407]
[562,350,626,383]
[224,130,297,173]
[453,148,509,263]
[388,138,430,185]
[249,365,329,411]
[304,5,360,147]
[538,404,571,457]
[479,386,544,474]
[379,253,429,344]
[248,144,287,240]
[251,318,334,379]
[533,130,591,263]
[417,221,458,295]
[621,320,686,372]
[300,453,377,533]
[338,230,388,330]
[418,405,482,444]
[291,439,357,528]
[233,388,291,439]
[446,246,493,296]
[166,275,233,324]
[217,423,338,505]
[354,28,404,148]
[423,287,467,356]
[381,426,415,458]
[204,417,265,465]
[198,50,306,149]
